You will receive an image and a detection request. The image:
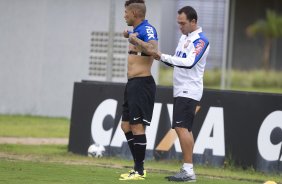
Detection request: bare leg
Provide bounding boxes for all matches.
[130,123,145,135]
[121,121,131,133]
[175,127,194,163]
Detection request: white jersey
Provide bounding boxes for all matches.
[160,27,210,101]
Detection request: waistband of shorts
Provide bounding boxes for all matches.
[128,75,154,81]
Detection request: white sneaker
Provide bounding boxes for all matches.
[166,168,196,182]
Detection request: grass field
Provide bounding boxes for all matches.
[0,115,69,138]
[0,115,281,184]
[159,68,282,94]
[0,159,265,184]
[1,144,278,184]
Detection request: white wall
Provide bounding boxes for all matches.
[0,0,175,117]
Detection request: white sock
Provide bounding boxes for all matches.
[183,163,194,175]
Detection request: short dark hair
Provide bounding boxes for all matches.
[125,0,145,7]
[178,6,198,22]
[125,0,146,18]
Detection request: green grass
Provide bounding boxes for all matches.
[159,68,282,94]
[0,159,123,184]
[207,86,282,94]
[0,115,69,138]
[0,159,263,184]
[0,144,281,184]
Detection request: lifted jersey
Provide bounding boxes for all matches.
[132,20,158,42]
[160,27,210,101]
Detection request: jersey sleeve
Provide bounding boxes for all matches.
[138,25,158,42]
[160,38,209,69]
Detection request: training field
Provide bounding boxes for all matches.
[0,115,281,184]
[0,146,271,184]
[0,156,265,184]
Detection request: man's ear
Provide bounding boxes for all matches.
[192,19,197,25]
[132,10,138,18]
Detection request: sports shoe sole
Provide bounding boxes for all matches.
[119,175,145,180]
[166,176,196,182]
[120,170,146,178]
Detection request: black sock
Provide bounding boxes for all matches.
[125,132,135,163]
[133,134,147,175]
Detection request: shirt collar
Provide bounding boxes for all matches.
[133,20,148,31]
[187,27,202,38]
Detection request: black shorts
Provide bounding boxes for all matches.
[172,97,199,131]
[122,76,156,126]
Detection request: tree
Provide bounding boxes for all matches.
[246,9,282,70]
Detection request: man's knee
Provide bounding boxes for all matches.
[121,121,130,133]
[175,127,189,135]
[130,123,145,135]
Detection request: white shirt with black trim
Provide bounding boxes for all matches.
[160,27,210,101]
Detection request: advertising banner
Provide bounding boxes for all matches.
[68,81,282,172]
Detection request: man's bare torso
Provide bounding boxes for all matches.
[127,44,154,78]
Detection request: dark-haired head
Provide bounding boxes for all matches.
[124,0,146,20]
[178,6,197,23]
[125,0,145,7]
[177,6,198,35]
[124,0,146,26]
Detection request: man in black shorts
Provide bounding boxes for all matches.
[133,6,210,182]
[119,0,158,180]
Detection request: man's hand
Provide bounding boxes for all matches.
[152,51,162,60]
[123,30,132,38]
[128,32,138,44]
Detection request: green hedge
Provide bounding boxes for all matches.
[159,68,282,89]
